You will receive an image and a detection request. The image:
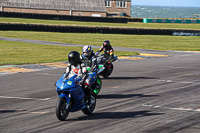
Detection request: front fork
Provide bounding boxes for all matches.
[59,92,71,109]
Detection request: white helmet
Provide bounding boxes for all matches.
[82,45,92,57]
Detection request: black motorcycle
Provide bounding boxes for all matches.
[96,54,118,78]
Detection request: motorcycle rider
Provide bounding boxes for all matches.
[65,51,93,104]
[80,45,98,73]
[96,40,114,63]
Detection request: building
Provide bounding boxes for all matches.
[0,0,107,17]
[0,0,131,17]
[105,0,131,17]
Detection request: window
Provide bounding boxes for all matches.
[105,0,111,7]
[117,1,127,8]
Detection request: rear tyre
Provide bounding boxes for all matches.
[103,63,113,78]
[94,76,102,95]
[56,97,69,121]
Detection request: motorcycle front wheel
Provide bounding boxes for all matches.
[56,97,70,121]
[82,94,96,115]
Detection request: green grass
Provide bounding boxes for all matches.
[0,40,139,66]
[0,31,200,51]
[0,17,200,30]
[0,17,199,66]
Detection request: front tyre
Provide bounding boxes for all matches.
[82,94,96,115]
[56,97,69,121]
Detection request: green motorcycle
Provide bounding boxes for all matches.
[87,67,102,95]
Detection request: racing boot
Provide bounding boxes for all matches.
[84,84,94,106]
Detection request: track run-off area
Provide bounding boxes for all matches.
[0,37,200,133]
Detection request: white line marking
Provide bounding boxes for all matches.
[0,96,51,101]
[104,86,119,88]
[35,73,60,76]
[142,104,200,112]
[158,80,195,84]
[170,108,193,111]
[0,109,49,114]
[26,111,49,114]
[166,80,173,83]
[179,81,194,84]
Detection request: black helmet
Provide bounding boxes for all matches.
[68,51,81,66]
[103,40,110,49]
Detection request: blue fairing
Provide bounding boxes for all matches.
[59,93,71,105]
[56,75,77,90]
[89,72,97,85]
[59,93,68,98]
[56,74,86,112]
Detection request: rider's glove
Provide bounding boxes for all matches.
[74,78,78,83]
[75,77,81,84]
[79,80,84,85]
[84,84,91,90]
[95,52,100,56]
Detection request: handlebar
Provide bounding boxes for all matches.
[95,51,100,56]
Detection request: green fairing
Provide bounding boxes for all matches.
[94,89,99,94]
[97,78,101,85]
[94,78,101,94]
[99,65,104,69]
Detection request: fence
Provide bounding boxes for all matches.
[0,11,129,23]
[143,18,200,23]
[1,23,200,36]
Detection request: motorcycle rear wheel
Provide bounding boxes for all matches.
[103,63,113,78]
[56,97,70,121]
[94,76,102,95]
[82,94,96,115]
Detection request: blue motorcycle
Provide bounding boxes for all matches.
[55,74,96,121]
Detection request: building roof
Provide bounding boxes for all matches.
[105,0,131,1]
[0,0,106,12]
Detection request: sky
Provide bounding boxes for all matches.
[131,0,200,7]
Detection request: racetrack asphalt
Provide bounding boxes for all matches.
[0,37,200,133]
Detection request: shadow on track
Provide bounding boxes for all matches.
[97,93,159,99]
[0,109,27,113]
[68,111,164,121]
[102,77,159,80]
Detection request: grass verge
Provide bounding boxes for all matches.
[0,31,200,51]
[0,40,139,66]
